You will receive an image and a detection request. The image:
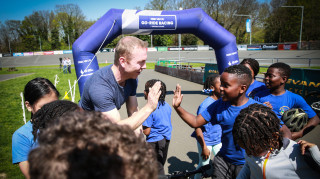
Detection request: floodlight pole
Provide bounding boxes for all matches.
[178,7,183,62]
[281,6,304,49]
[233,14,252,45]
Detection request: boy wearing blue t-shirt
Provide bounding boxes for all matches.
[143,79,172,175]
[173,65,260,178]
[254,62,320,140]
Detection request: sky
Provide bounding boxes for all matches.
[0,0,150,23]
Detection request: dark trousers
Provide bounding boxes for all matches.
[212,152,243,179]
[149,138,170,175]
[68,65,71,73]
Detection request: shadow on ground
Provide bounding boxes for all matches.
[166,151,199,174]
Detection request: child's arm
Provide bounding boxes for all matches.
[280,125,292,139]
[292,115,320,140]
[173,84,208,128]
[298,140,320,170]
[143,126,151,136]
[195,127,210,160]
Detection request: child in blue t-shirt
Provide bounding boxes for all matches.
[143,79,172,175]
[254,62,320,140]
[192,74,222,179]
[173,65,260,178]
[240,58,266,98]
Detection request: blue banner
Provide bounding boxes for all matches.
[246,19,251,33]
[63,50,73,54]
[139,15,176,30]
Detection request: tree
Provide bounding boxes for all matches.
[55,4,86,48]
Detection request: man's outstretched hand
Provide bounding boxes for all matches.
[173,84,183,109]
[147,81,162,111]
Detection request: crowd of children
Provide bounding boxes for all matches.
[12,58,320,178]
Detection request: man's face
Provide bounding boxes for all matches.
[264,67,285,90]
[123,47,147,79]
[220,72,241,102]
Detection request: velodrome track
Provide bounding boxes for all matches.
[1,50,320,67]
[1,50,320,174]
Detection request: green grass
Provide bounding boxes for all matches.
[0,63,155,178]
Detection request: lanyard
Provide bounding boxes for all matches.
[263,151,271,179]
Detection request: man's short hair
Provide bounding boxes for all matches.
[114,36,148,65]
[269,62,291,78]
[28,111,157,179]
[224,64,252,88]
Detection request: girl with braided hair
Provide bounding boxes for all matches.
[192,74,222,179]
[31,100,80,141]
[233,103,320,179]
[12,77,59,178]
[142,79,172,175]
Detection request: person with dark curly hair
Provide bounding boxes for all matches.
[31,100,80,141]
[233,103,320,178]
[12,77,59,178]
[142,79,172,175]
[173,65,261,178]
[240,58,266,98]
[28,111,158,179]
[254,62,319,140]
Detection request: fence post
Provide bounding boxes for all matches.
[308,58,311,67]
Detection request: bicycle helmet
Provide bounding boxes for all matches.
[282,108,308,132]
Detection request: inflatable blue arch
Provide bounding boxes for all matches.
[72,8,239,96]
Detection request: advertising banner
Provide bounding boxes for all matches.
[44,51,54,55]
[139,15,176,30]
[157,47,168,51]
[247,45,262,51]
[285,68,320,107]
[197,45,210,51]
[278,44,298,50]
[262,44,278,50]
[34,52,44,55]
[13,53,24,56]
[0,54,2,57]
[168,47,183,51]
[23,52,33,56]
[63,50,73,54]
[54,50,64,54]
[183,47,198,51]
[203,63,219,82]
[246,19,251,33]
[147,47,157,52]
[237,45,247,51]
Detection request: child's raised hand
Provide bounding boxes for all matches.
[298,140,316,155]
[172,84,183,108]
[147,81,162,111]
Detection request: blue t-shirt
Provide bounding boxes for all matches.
[254,90,316,120]
[201,98,259,165]
[191,97,222,146]
[143,101,172,142]
[80,65,137,112]
[12,121,37,164]
[246,80,266,98]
